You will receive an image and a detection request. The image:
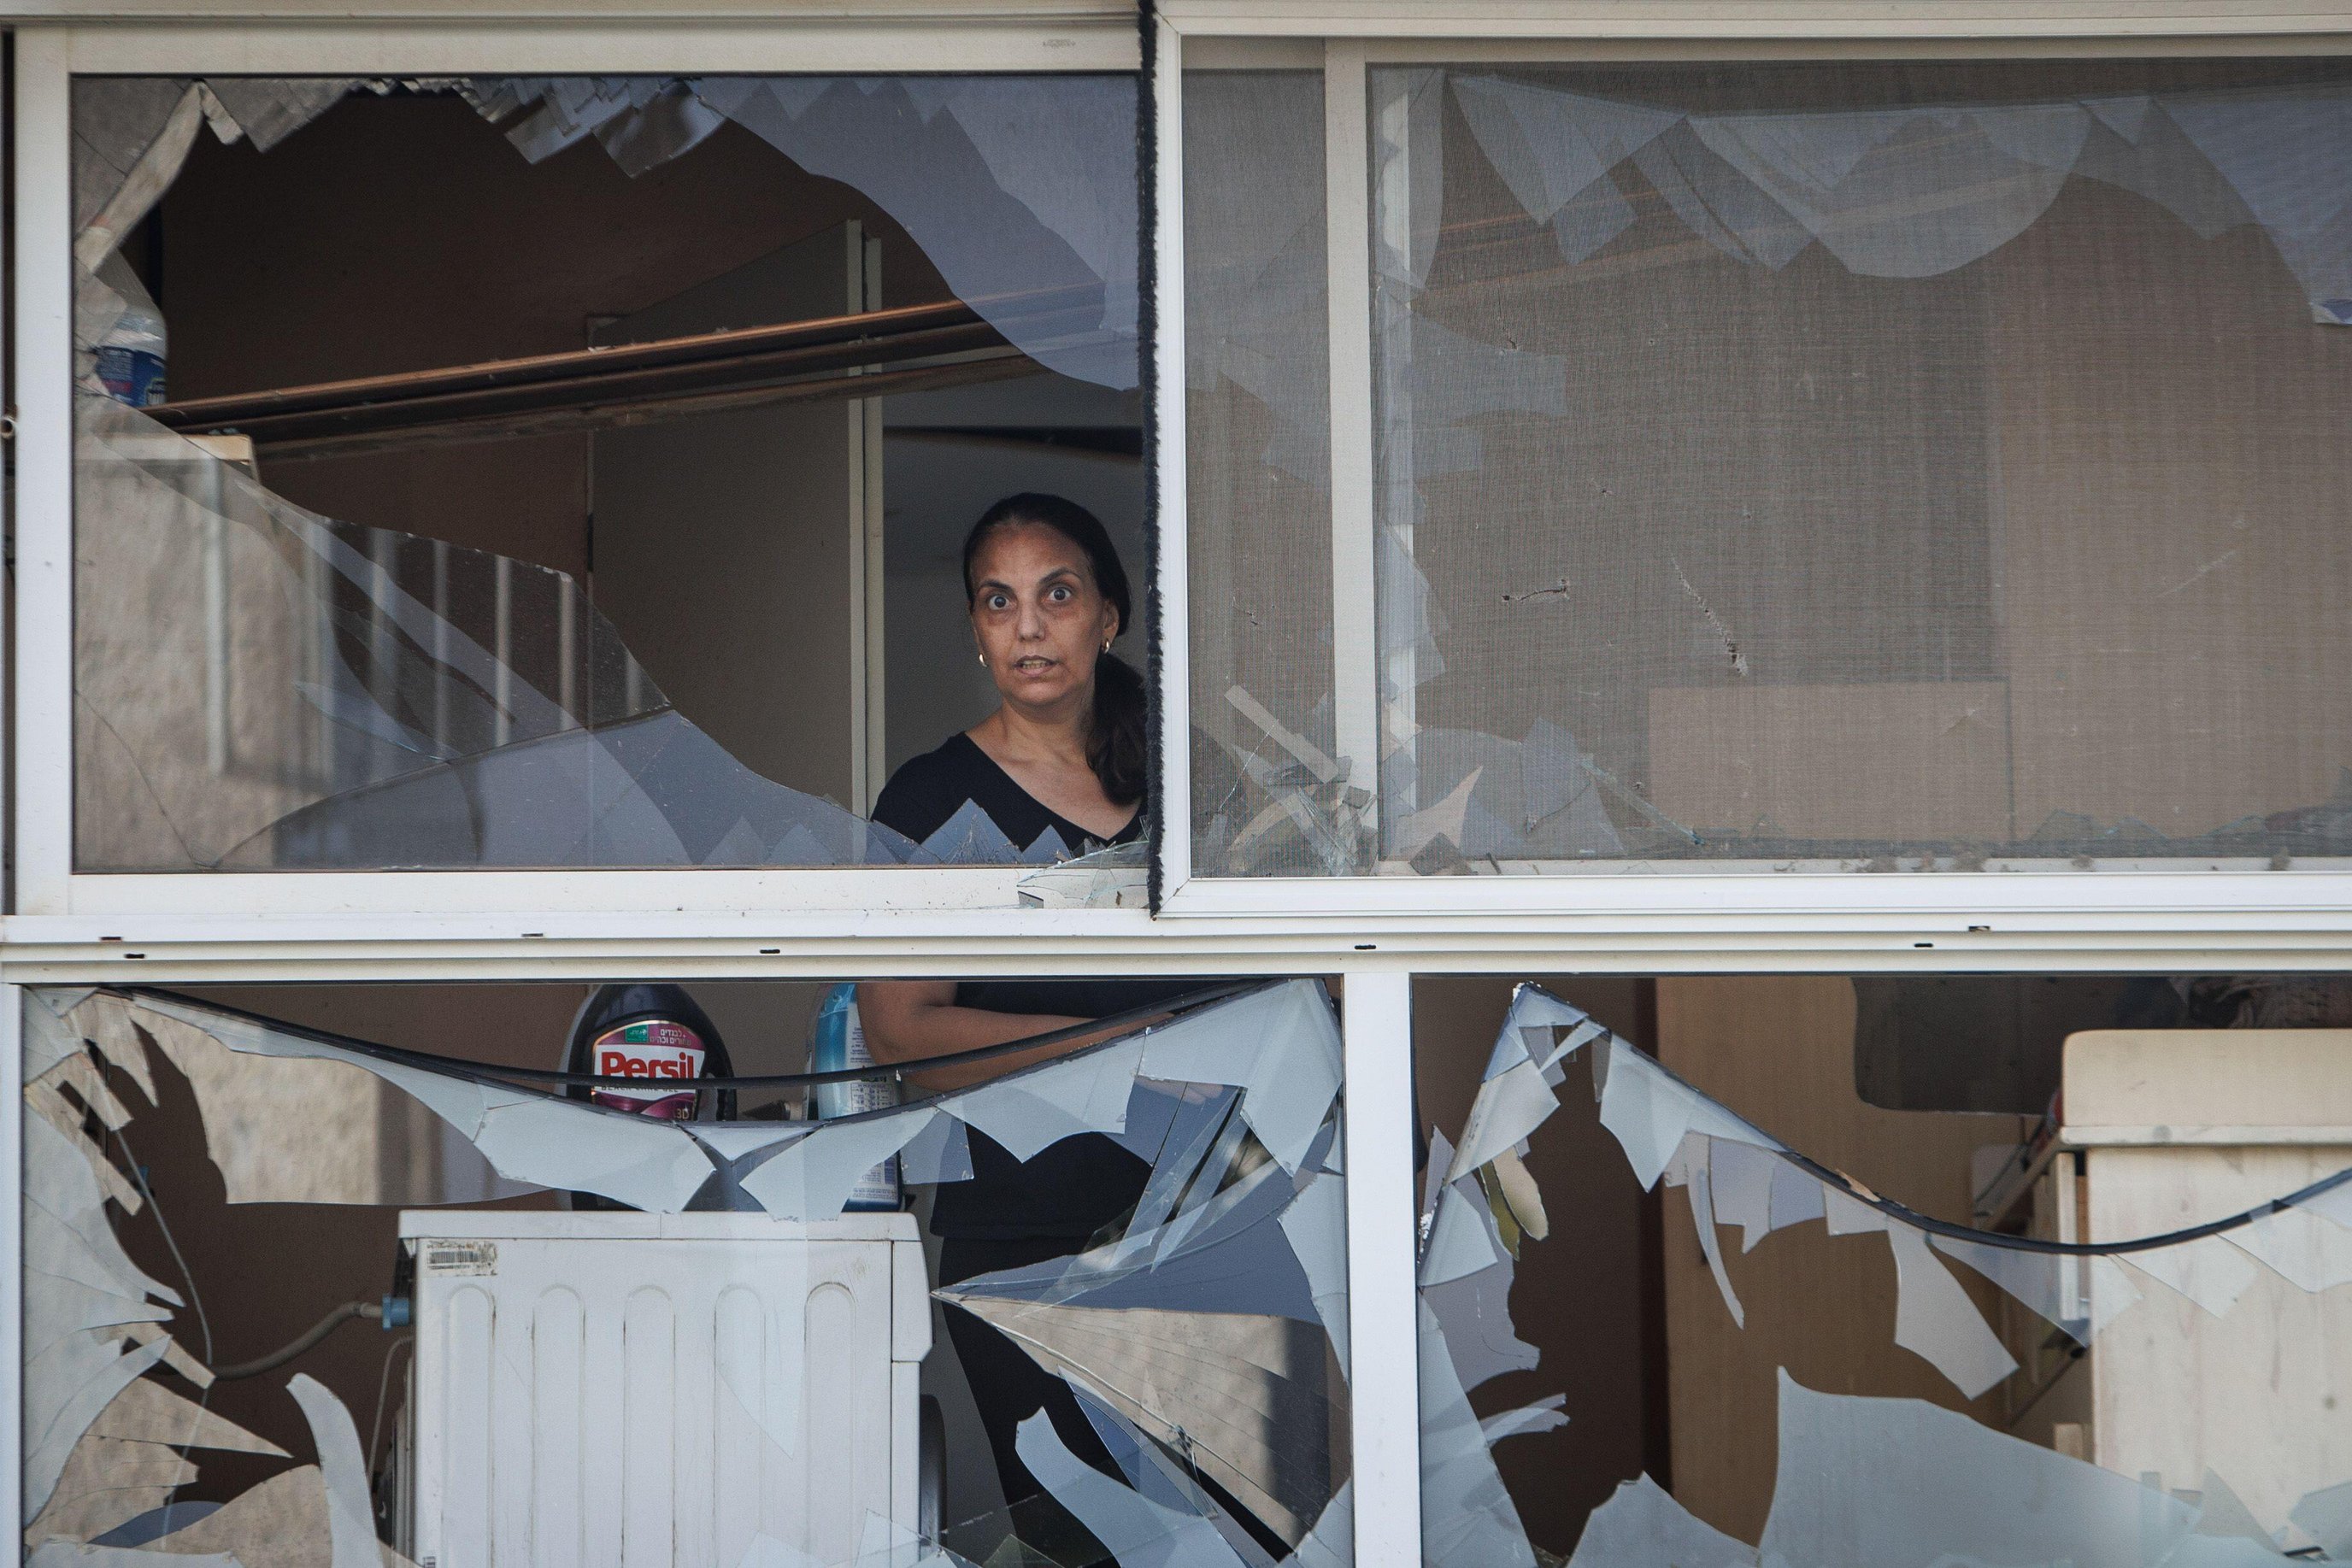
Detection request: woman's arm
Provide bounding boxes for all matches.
[856,979,1114,1092]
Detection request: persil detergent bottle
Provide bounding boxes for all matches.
[808,984,903,1211]
[562,984,734,1209]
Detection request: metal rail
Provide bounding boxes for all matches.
[143,291,1097,456]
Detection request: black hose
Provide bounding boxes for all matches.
[108,978,2352,1263]
[1771,1143,2352,1258]
[212,1301,379,1381]
[122,978,1268,1093]
[1534,983,2352,1259]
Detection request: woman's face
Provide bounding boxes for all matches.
[968,521,1120,714]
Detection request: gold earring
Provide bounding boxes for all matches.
[976,652,985,667]
[1102,638,1114,654]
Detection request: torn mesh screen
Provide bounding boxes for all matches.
[1425,980,2352,1564]
[1182,72,1359,876]
[1367,61,2352,871]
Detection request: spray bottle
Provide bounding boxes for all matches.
[94,251,168,408]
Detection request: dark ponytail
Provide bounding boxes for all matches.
[964,493,1148,808]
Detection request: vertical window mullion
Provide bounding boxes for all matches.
[13,31,74,916]
[1325,41,1382,849]
[0,981,24,1536]
[1154,14,1197,899]
[1343,965,1423,1567]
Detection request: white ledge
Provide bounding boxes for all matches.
[6,896,2352,980]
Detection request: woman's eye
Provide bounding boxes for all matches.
[986,594,1010,610]
[1048,585,1073,602]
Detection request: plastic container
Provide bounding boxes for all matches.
[559,985,737,1211]
[94,252,168,408]
[808,984,902,1210]
[564,984,732,1121]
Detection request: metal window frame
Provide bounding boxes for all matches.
[9,20,1143,921]
[1143,17,2352,1566]
[0,984,20,1542]
[0,27,1432,1562]
[1150,13,2352,960]
[9,11,2352,1568]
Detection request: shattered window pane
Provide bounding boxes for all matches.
[1414,973,2352,1565]
[20,978,1352,1567]
[1347,62,2352,874]
[72,76,1146,872]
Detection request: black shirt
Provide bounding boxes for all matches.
[872,733,1198,1238]
[874,732,1143,860]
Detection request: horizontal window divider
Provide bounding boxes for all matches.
[5,897,2352,982]
[1160,2,2352,47]
[29,869,1068,919]
[50,17,1143,75]
[1159,869,2352,919]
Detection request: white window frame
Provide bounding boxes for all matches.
[0,982,21,1540]
[9,17,1144,920]
[0,959,1428,1567]
[10,9,2352,959]
[2,21,1426,1555]
[1150,8,2352,957]
[9,10,2352,1561]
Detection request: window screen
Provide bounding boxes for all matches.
[1415,973,2352,1562]
[1182,71,1358,876]
[1364,61,2352,873]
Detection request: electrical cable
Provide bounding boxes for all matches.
[366,1334,415,1485]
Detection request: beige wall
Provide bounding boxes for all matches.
[1639,185,2352,854]
[1991,183,2352,840]
[1413,975,1664,1557]
[109,982,820,1500]
[74,436,320,868]
[1654,977,2031,1542]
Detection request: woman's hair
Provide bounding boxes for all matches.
[962,492,1147,807]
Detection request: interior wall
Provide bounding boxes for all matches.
[1992,182,2352,837]
[110,981,830,1496]
[1851,973,2143,1113]
[110,984,586,1498]
[880,379,1146,778]
[591,228,869,804]
[1653,976,2032,1542]
[157,93,949,579]
[1412,975,1663,1557]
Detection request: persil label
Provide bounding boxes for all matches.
[589,1019,705,1119]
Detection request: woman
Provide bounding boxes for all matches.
[860,493,1202,1539]
[868,489,1147,884]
